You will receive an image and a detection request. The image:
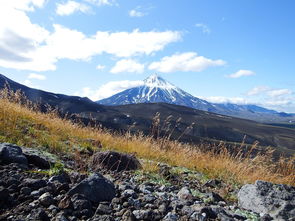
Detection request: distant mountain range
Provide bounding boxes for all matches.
[1,73,295,156]
[98,74,295,123]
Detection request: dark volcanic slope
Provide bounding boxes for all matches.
[108,103,295,155]
[0,74,110,114]
[1,74,295,155]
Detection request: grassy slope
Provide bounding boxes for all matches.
[0,93,294,186]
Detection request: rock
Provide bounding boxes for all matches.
[24,178,47,190]
[122,210,136,221]
[39,192,55,207]
[90,151,141,172]
[204,179,221,188]
[238,180,295,220]
[71,194,93,218]
[91,215,115,221]
[204,192,224,203]
[122,189,137,199]
[0,186,9,205]
[132,209,153,220]
[49,172,71,184]
[163,212,179,221]
[30,208,50,221]
[0,143,28,166]
[95,203,112,215]
[20,187,32,195]
[58,196,72,209]
[22,147,55,169]
[67,173,116,203]
[177,187,194,201]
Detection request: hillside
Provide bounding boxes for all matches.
[1,73,295,156]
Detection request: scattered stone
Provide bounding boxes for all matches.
[22,147,55,169]
[0,143,28,166]
[204,192,224,203]
[25,178,47,190]
[238,180,295,220]
[132,209,153,220]
[39,192,54,207]
[67,173,116,203]
[177,187,194,201]
[90,151,141,172]
[49,172,71,184]
[95,203,112,215]
[163,212,178,221]
[204,179,222,188]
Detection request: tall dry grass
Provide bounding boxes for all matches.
[0,88,294,185]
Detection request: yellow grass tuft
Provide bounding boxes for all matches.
[0,89,294,186]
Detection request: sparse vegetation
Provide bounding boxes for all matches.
[0,88,294,186]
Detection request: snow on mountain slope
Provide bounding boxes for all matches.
[98,74,218,112]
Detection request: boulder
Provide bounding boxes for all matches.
[177,187,194,201]
[90,151,141,172]
[22,147,56,169]
[238,180,295,220]
[0,143,28,166]
[67,173,116,203]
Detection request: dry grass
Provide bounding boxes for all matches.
[0,89,294,186]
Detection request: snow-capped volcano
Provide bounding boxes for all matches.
[98,74,218,111]
[97,74,295,122]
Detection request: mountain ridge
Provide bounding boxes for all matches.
[97,74,295,123]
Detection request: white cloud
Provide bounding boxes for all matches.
[129,9,145,17]
[0,7,180,72]
[195,23,211,34]
[96,64,105,70]
[267,89,292,97]
[247,86,270,96]
[75,80,144,100]
[84,0,117,6]
[56,1,91,16]
[28,73,46,80]
[227,70,255,78]
[148,52,225,73]
[0,1,180,71]
[201,96,249,105]
[265,99,292,106]
[110,59,144,74]
[1,0,46,12]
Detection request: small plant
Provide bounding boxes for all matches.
[48,161,65,176]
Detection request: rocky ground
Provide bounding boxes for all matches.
[0,143,294,221]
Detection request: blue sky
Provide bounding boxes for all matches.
[0,0,294,112]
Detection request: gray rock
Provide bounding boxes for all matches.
[39,192,55,207]
[122,189,137,199]
[132,209,152,220]
[162,212,178,221]
[204,192,224,203]
[90,151,141,172]
[238,180,295,220]
[49,172,71,184]
[96,203,112,215]
[122,210,135,221]
[22,147,55,169]
[67,173,116,203]
[25,178,47,190]
[177,187,193,201]
[20,187,32,195]
[0,143,28,165]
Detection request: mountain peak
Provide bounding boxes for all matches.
[143,74,175,89]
